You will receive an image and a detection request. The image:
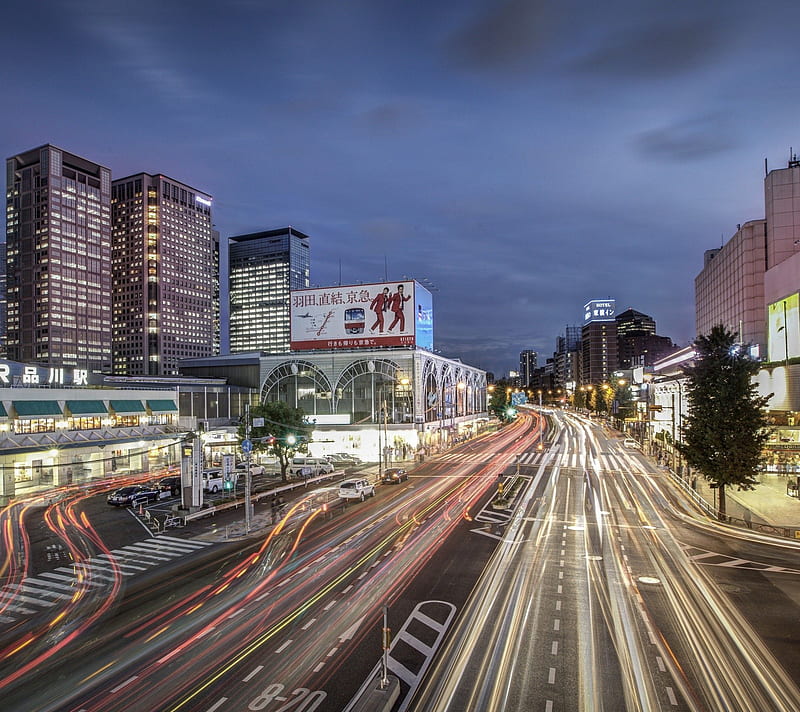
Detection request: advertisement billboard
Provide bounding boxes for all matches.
[290,280,434,351]
[768,293,800,362]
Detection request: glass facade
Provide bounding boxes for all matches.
[229,228,310,354]
[5,145,112,371]
[111,174,214,375]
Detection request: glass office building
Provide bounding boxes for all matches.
[229,227,310,354]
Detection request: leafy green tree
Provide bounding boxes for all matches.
[488,381,516,422]
[677,325,771,519]
[614,381,635,420]
[238,401,311,482]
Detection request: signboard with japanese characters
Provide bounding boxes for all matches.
[0,359,98,388]
[290,280,434,351]
[583,299,616,323]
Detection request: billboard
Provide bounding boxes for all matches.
[290,281,434,351]
[584,299,616,322]
[768,293,800,362]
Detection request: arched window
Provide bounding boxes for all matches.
[261,361,333,415]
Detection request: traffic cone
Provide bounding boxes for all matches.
[138,503,144,515]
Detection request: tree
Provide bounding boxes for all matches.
[238,401,312,482]
[488,381,516,423]
[677,325,771,519]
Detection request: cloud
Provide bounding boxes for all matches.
[446,0,555,72]
[634,114,738,161]
[65,0,208,104]
[569,16,724,80]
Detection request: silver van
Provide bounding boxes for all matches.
[289,457,335,477]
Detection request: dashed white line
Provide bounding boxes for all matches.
[343,585,354,594]
[548,667,556,684]
[275,639,293,654]
[666,686,678,706]
[227,609,244,619]
[545,701,553,712]
[327,647,338,657]
[551,641,558,655]
[559,560,564,567]
[357,571,368,580]
[302,618,317,630]
[557,585,562,594]
[242,665,263,682]
[648,631,657,645]
[110,676,138,693]
[555,600,561,611]
[324,600,337,611]
[553,619,560,631]
[656,656,666,672]
[558,571,563,579]
[206,698,228,712]
[314,662,325,672]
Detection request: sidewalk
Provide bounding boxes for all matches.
[691,471,800,534]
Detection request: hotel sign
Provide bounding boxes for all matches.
[584,299,616,323]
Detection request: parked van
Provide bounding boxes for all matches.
[339,478,375,501]
[288,457,335,477]
[202,469,224,493]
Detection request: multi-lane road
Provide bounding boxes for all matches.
[1,409,800,711]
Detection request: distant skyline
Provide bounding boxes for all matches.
[4,1,800,375]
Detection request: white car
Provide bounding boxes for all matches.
[338,478,375,501]
[623,438,640,449]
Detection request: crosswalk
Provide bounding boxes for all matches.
[436,448,648,472]
[0,535,215,624]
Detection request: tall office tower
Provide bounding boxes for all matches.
[111,173,214,376]
[0,241,6,358]
[212,229,220,356]
[615,308,656,337]
[581,299,618,384]
[554,328,581,389]
[6,145,112,371]
[229,227,310,354]
[519,350,537,386]
[695,219,767,356]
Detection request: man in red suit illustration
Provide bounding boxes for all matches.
[370,287,390,333]
[387,284,411,332]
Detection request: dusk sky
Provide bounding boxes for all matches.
[4,0,800,376]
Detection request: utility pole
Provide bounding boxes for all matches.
[244,402,252,533]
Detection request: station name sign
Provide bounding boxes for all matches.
[0,359,99,387]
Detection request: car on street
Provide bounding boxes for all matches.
[107,484,160,507]
[381,468,408,484]
[158,476,182,496]
[623,438,641,449]
[338,478,375,501]
[333,452,362,464]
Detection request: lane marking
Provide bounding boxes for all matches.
[242,665,263,682]
[551,641,558,655]
[553,619,560,631]
[302,618,317,630]
[275,639,293,654]
[110,676,138,693]
[206,698,228,712]
[548,668,556,684]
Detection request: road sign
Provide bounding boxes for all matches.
[241,439,253,453]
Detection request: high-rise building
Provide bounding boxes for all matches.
[0,241,6,358]
[111,173,215,376]
[581,299,618,384]
[5,145,112,371]
[695,220,767,355]
[614,307,674,368]
[518,350,537,386]
[615,308,656,337]
[229,227,310,354]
